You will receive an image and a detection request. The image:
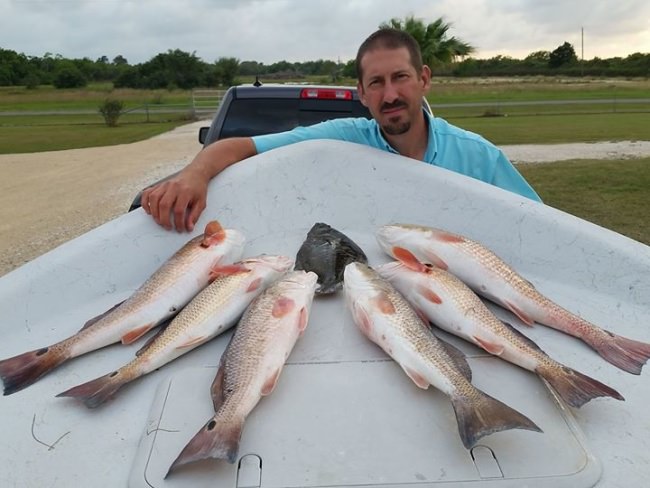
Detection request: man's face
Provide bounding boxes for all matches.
[357,46,431,136]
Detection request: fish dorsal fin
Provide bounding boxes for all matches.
[201,221,226,247]
[417,284,443,304]
[501,321,544,353]
[372,291,396,314]
[437,335,472,381]
[210,362,226,411]
[135,318,173,356]
[261,367,282,396]
[79,300,125,332]
[391,247,428,272]
[404,366,430,389]
[272,296,295,318]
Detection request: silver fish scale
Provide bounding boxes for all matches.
[375,275,477,399]
[426,267,557,370]
[132,271,253,361]
[215,288,293,424]
[454,237,606,342]
[120,236,207,314]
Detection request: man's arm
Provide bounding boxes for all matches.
[142,137,257,232]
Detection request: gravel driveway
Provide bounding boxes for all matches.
[1,120,648,277]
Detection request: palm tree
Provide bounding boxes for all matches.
[381,16,475,70]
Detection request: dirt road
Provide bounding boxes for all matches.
[0,121,205,277]
[1,121,648,277]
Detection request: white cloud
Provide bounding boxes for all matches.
[2,0,648,63]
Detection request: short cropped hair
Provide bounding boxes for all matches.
[355,28,424,83]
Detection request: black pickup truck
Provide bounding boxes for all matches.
[128,83,372,211]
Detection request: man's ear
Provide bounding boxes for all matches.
[421,65,432,91]
[357,81,369,107]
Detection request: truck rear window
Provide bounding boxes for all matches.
[219,99,371,139]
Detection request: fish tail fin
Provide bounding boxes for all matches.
[165,415,244,477]
[587,332,650,375]
[450,391,542,449]
[56,369,133,408]
[538,364,624,408]
[0,345,69,395]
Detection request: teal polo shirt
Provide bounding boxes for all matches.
[252,111,541,202]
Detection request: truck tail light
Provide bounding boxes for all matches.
[300,88,353,100]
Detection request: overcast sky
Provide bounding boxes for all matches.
[2,0,649,65]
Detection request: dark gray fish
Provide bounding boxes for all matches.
[295,223,368,294]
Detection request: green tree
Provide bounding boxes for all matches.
[53,61,87,88]
[214,57,240,86]
[549,42,578,68]
[380,16,475,70]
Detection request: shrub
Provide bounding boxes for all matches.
[53,66,87,88]
[98,98,124,127]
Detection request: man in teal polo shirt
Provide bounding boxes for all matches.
[143,28,540,232]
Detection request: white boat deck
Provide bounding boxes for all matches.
[1,140,648,487]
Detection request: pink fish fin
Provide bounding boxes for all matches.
[200,221,226,247]
[537,364,624,408]
[166,414,244,476]
[391,247,429,272]
[404,366,429,389]
[79,300,125,332]
[422,249,448,271]
[504,301,535,326]
[297,307,309,334]
[473,336,505,356]
[413,307,431,328]
[352,302,373,336]
[246,277,263,293]
[432,229,466,244]
[121,323,156,345]
[272,296,295,318]
[0,343,70,395]
[261,367,282,396]
[450,391,541,449]
[135,317,174,356]
[417,284,443,304]
[586,331,650,375]
[436,335,473,381]
[210,362,226,411]
[56,369,131,408]
[371,291,396,314]
[209,263,250,282]
[175,335,209,350]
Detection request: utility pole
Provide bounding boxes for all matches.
[581,26,584,76]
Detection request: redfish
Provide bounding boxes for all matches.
[0,221,245,395]
[343,262,541,449]
[166,270,318,476]
[377,223,650,375]
[57,255,293,408]
[377,261,624,408]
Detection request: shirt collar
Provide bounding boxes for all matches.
[373,109,437,160]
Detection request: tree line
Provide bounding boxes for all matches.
[1,16,648,90]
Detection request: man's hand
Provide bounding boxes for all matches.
[141,169,208,232]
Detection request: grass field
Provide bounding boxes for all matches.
[1,79,648,246]
[518,157,650,245]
